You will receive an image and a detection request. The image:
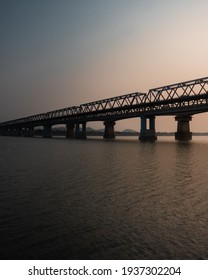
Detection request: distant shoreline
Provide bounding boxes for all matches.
[33,127,208,137]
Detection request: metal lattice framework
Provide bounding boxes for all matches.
[147,77,208,102]
[142,76,208,115]
[80,92,146,112]
[1,76,208,128]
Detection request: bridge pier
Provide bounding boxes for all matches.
[8,129,18,136]
[8,129,15,136]
[14,129,20,136]
[17,128,23,136]
[75,123,87,139]
[66,124,75,138]
[1,128,8,136]
[23,127,34,137]
[175,114,192,141]
[43,125,52,138]
[103,121,115,139]
[139,116,157,141]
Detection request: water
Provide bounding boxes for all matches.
[0,136,208,260]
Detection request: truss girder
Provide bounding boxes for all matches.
[147,77,208,103]
[1,77,208,128]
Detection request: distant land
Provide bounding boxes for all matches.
[34,127,208,136]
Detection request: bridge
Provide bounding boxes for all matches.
[0,76,208,141]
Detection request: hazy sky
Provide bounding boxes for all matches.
[1,0,208,131]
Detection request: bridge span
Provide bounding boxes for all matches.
[1,76,208,141]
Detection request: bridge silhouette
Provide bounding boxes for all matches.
[1,76,208,141]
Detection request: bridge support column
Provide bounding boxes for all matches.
[8,129,15,136]
[14,129,20,136]
[139,116,157,141]
[75,123,87,139]
[175,114,192,141]
[29,127,34,137]
[9,129,16,136]
[22,128,27,137]
[66,124,75,138]
[23,127,34,137]
[1,128,8,136]
[17,128,23,136]
[103,121,115,139]
[43,125,52,138]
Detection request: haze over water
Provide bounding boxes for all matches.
[0,136,207,259]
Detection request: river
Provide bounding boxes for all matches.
[0,136,207,259]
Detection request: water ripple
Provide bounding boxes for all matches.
[0,136,208,259]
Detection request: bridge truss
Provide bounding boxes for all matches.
[1,76,208,127]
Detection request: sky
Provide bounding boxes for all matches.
[1,0,208,132]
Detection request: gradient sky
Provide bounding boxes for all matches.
[1,0,208,131]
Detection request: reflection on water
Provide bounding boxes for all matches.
[0,136,208,259]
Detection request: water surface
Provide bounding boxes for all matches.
[0,136,207,259]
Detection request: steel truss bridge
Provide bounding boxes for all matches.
[1,76,208,141]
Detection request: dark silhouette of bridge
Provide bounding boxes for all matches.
[1,76,208,141]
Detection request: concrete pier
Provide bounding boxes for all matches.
[7,128,21,136]
[43,125,52,138]
[17,128,23,136]
[66,124,75,138]
[103,121,115,139]
[75,123,87,139]
[139,116,157,141]
[23,127,34,137]
[1,128,8,136]
[175,114,192,141]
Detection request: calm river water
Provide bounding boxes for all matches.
[0,136,207,259]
